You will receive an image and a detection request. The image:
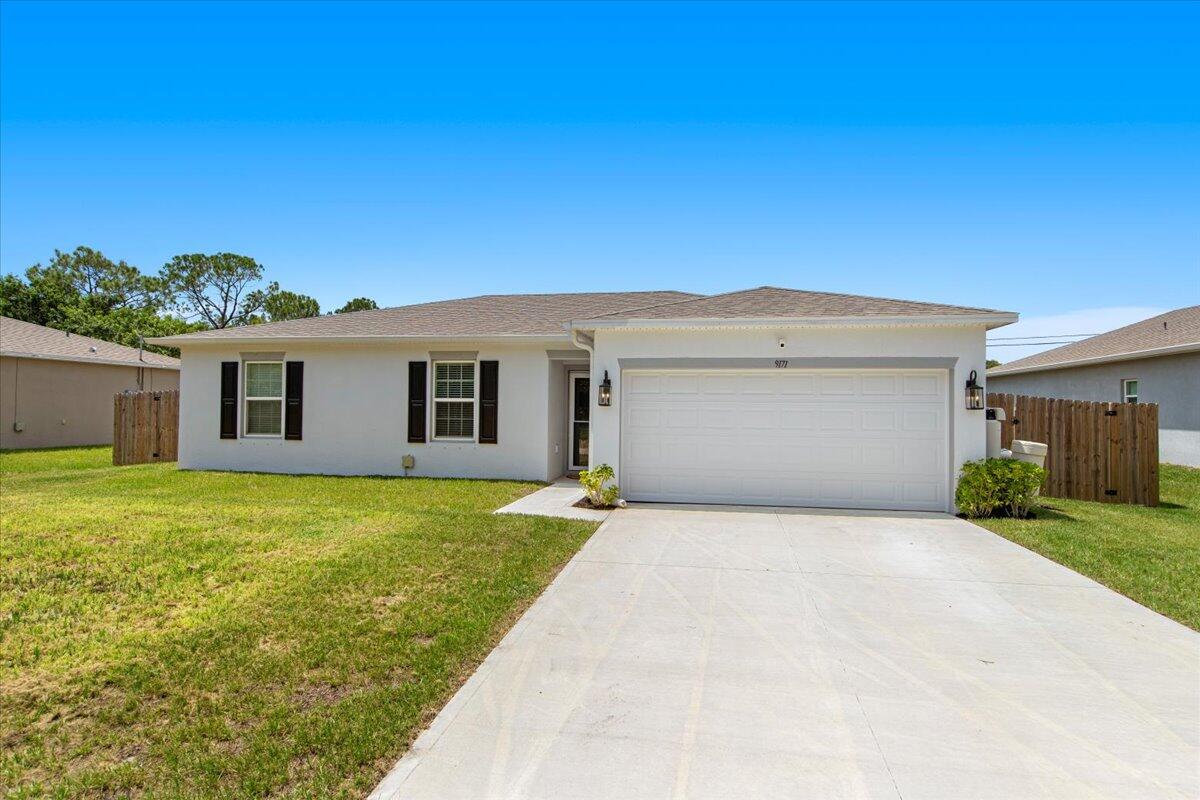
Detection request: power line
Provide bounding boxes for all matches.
[987,333,1098,341]
[987,341,1082,347]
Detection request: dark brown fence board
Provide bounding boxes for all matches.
[987,392,1158,507]
[113,390,180,466]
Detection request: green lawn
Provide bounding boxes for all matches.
[0,447,598,799]
[974,464,1200,630]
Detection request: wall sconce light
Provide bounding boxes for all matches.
[598,370,612,406]
[965,369,985,410]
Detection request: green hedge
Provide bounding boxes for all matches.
[956,458,1045,518]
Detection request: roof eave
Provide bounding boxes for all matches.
[145,333,573,346]
[569,312,1019,332]
[988,341,1200,377]
[0,350,180,369]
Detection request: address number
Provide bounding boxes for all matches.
[774,359,789,368]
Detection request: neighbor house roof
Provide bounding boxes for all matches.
[146,286,1016,345]
[146,291,699,343]
[578,286,1013,327]
[989,306,1200,376]
[0,316,181,369]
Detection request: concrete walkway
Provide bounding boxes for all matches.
[372,506,1199,800]
[494,478,611,522]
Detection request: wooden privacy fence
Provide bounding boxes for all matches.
[113,390,179,465]
[987,392,1158,506]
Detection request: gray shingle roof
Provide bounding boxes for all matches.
[989,306,1200,375]
[148,291,699,342]
[147,286,1013,344]
[587,286,1010,321]
[0,316,181,368]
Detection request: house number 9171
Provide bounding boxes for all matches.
[774,359,789,368]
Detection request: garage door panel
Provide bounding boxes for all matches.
[861,375,898,395]
[903,482,941,504]
[779,374,817,395]
[820,375,856,395]
[622,369,949,511]
[861,410,897,431]
[902,409,941,432]
[903,374,940,396]
[820,410,856,431]
[740,409,777,429]
[781,409,818,429]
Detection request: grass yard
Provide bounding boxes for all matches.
[974,464,1200,630]
[0,447,598,799]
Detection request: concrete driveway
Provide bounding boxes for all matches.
[372,507,1199,800]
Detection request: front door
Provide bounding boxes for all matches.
[568,371,590,472]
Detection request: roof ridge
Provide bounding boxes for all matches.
[592,285,1004,320]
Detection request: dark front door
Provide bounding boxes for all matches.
[569,371,590,471]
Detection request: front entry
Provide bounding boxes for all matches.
[568,371,590,472]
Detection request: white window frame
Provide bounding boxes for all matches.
[432,360,477,441]
[1122,378,1139,404]
[244,360,285,438]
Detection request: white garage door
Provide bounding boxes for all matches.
[621,369,949,511]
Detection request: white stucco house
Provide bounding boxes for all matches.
[148,286,1017,513]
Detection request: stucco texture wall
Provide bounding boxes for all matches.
[987,352,1200,466]
[589,324,990,513]
[176,342,567,480]
[0,356,179,449]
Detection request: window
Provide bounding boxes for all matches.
[245,361,284,436]
[1122,378,1139,404]
[433,361,475,439]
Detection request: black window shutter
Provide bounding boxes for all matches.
[479,360,498,444]
[220,361,238,439]
[285,361,303,440]
[408,361,427,443]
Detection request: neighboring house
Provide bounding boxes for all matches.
[147,286,1016,513]
[988,306,1200,467]
[1,316,180,449]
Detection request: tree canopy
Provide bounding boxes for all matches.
[1,246,324,355]
[158,253,273,329]
[335,297,378,314]
[259,289,321,322]
[0,247,202,355]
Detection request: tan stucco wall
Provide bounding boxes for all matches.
[0,356,179,449]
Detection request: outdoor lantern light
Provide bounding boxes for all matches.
[598,370,612,406]
[965,369,985,410]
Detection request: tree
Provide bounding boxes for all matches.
[335,297,378,314]
[260,289,320,322]
[159,253,271,328]
[1,246,202,355]
[986,359,1002,369]
[28,246,160,313]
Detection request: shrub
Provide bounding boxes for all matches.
[955,458,1046,518]
[578,463,620,508]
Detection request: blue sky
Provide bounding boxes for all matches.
[2,1,1197,360]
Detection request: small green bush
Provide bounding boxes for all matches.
[578,463,620,508]
[956,458,1046,518]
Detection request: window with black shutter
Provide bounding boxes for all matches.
[408,361,427,443]
[479,360,498,444]
[285,361,303,440]
[220,361,238,439]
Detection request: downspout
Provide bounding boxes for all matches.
[570,327,594,358]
